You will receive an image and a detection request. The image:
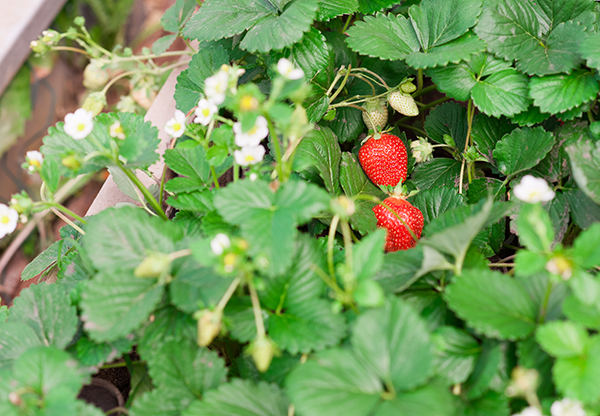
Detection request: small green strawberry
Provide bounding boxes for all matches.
[361,98,388,131]
[400,81,417,94]
[388,91,419,117]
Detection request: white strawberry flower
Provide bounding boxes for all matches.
[513,175,555,203]
[204,70,229,105]
[0,204,19,239]
[277,58,304,80]
[234,145,265,166]
[109,121,126,140]
[164,110,187,138]
[25,150,44,172]
[210,233,231,255]
[233,116,269,147]
[551,398,586,416]
[64,108,94,140]
[513,407,544,416]
[194,98,218,126]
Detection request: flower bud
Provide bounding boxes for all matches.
[400,81,417,94]
[410,137,434,163]
[83,60,110,91]
[30,40,50,54]
[134,252,172,278]
[195,309,223,347]
[8,391,22,406]
[249,335,278,372]
[41,30,60,45]
[546,254,573,280]
[10,192,33,214]
[82,92,106,116]
[330,196,355,219]
[505,367,539,397]
[61,154,82,170]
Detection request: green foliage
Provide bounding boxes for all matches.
[11,2,600,414]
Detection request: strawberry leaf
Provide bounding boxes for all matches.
[474,0,544,63]
[214,180,329,276]
[530,70,600,115]
[182,0,275,42]
[294,128,342,195]
[515,21,587,76]
[174,46,230,113]
[536,321,589,358]
[339,152,386,235]
[471,114,516,163]
[373,247,423,293]
[316,0,358,21]
[552,336,600,404]
[357,0,400,14]
[425,102,469,150]
[0,323,44,371]
[409,187,465,226]
[511,105,551,127]
[406,32,486,69]
[566,140,600,205]
[269,28,334,88]
[536,0,596,31]
[471,69,531,118]
[7,284,78,349]
[240,0,319,52]
[432,326,480,384]
[580,32,600,72]
[184,379,289,416]
[427,63,476,101]
[408,0,482,51]
[412,158,462,190]
[492,126,555,176]
[445,269,537,340]
[345,13,420,61]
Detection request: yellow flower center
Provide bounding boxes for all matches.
[245,155,255,162]
[248,126,258,135]
[77,123,86,132]
[114,126,124,135]
[223,253,236,266]
[173,122,182,131]
[240,95,258,111]
[1,215,9,225]
[202,108,211,117]
[29,159,41,167]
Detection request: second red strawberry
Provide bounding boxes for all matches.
[358,133,408,187]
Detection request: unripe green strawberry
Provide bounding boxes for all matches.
[361,99,388,131]
[249,335,278,372]
[134,252,171,278]
[400,81,417,94]
[358,133,408,186]
[388,91,418,117]
[373,196,423,252]
[195,309,223,347]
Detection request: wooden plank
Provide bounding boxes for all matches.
[86,58,189,216]
[0,0,68,95]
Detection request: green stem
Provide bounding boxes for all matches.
[418,96,451,112]
[211,166,221,188]
[98,50,192,65]
[412,84,437,98]
[538,280,555,324]
[44,202,87,224]
[329,65,352,103]
[233,162,239,182]
[52,46,91,56]
[248,279,266,337]
[265,115,285,181]
[327,215,340,280]
[118,163,168,220]
[588,110,595,123]
[397,123,427,136]
[341,14,353,33]
[340,219,354,290]
[465,99,475,152]
[417,68,423,92]
[216,277,242,312]
[351,68,389,89]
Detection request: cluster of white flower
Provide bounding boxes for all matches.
[233,115,268,166]
[163,58,303,166]
[25,150,44,172]
[513,175,555,203]
[512,398,586,416]
[0,204,19,239]
[211,233,231,256]
[64,108,94,140]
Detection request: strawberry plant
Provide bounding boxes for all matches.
[1,0,600,415]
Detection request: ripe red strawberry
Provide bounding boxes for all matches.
[388,91,418,116]
[358,133,408,186]
[373,196,423,252]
